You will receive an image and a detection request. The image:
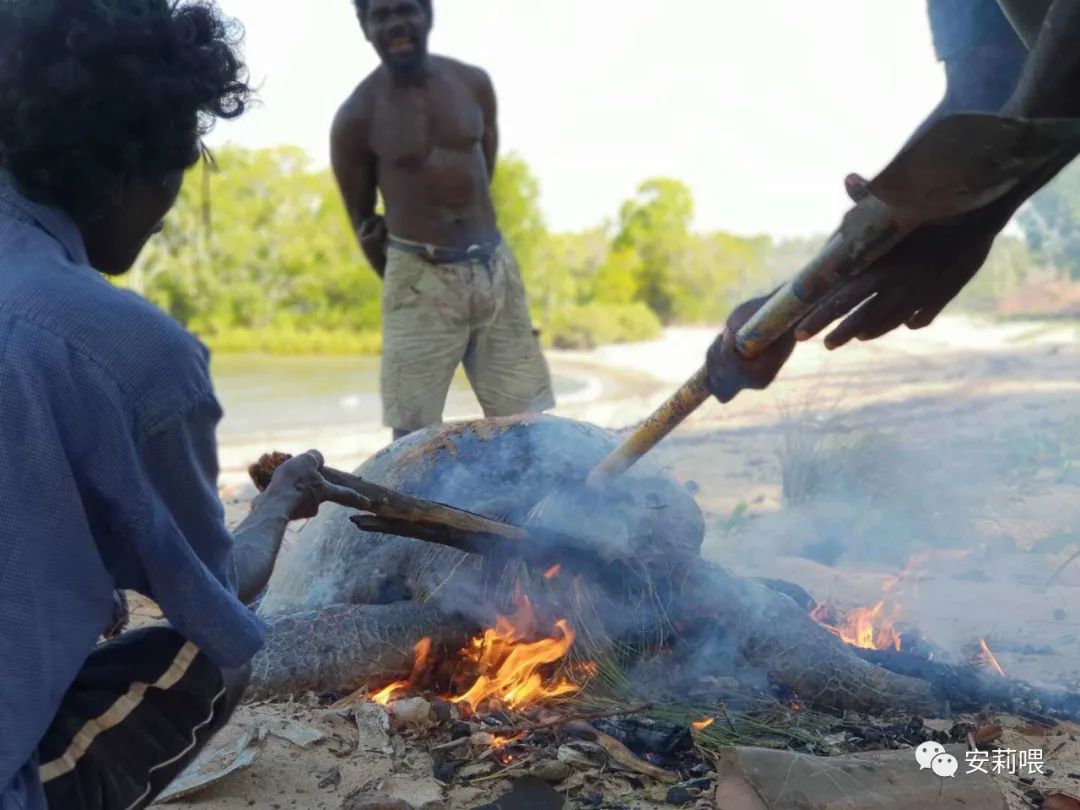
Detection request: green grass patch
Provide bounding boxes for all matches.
[198,327,383,356]
[543,303,662,350]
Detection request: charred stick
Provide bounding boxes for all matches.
[321,467,529,542]
[249,451,527,541]
[350,513,647,598]
[348,515,521,560]
[251,451,652,590]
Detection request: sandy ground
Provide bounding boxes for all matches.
[153,314,1080,809]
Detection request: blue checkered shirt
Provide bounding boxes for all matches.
[0,178,264,809]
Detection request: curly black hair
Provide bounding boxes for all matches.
[354,0,432,27]
[0,0,252,217]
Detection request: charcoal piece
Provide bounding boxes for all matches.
[470,777,564,810]
[431,751,457,784]
[594,716,693,759]
[451,722,473,740]
[431,699,453,724]
[665,787,692,805]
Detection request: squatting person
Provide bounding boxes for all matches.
[0,2,357,807]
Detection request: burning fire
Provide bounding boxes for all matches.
[370,681,405,706]
[691,718,716,732]
[370,637,433,705]
[543,565,561,580]
[368,591,585,712]
[811,601,902,652]
[979,639,1006,677]
[452,595,581,710]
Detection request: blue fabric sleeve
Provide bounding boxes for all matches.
[132,397,266,670]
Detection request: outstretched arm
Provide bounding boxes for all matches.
[795,0,1080,349]
[331,98,387,277]
[704,0,1080,401]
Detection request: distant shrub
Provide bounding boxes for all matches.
[199,327,382,356]
[543,303,662,350]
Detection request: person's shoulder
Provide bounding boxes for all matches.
[332,71,382,138]
[7,260,213,429]
[86,282,213,411]
[437,56,493,92]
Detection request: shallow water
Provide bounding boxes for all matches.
[209,353,587,444]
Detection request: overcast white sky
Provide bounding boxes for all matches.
[208,1,944,238]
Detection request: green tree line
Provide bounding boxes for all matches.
[124,145,1080,355]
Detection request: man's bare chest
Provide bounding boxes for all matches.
[370,82,484,167]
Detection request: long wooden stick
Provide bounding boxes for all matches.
[583,116,1080,485]
[249,452,527,541]
[322,467,529,541]
[250,451,639,583]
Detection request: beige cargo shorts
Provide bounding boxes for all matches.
[380,238,556,432]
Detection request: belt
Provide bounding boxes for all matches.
[387,234,502,265]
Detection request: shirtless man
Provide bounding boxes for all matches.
[331,0,555,440]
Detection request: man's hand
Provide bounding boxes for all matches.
[252,450,366,521]
[792,174,1002,349]
[358,215,389,278]
[705,290,796,404]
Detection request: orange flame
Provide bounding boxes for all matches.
[692,718,716,732]
[370,637,432,704]
[543,565,561,580]
[811,601,901,651]
[370,680,407,705]
[366,589,586,711]
[451,595,581,710]
[979,639,1006,677]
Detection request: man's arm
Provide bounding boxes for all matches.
[997,0,1054,48]
[1000,0,1080,118]
[475,68,498,182]
[230,451,363,603]
[139,400,363,643]
[705,0,1080,401]
[904,0,1028,144]
[330,96,387,277]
